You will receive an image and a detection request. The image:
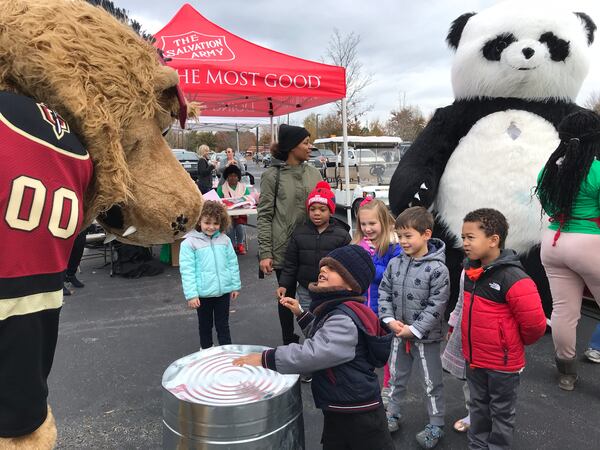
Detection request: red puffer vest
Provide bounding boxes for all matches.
[461,251,546,372]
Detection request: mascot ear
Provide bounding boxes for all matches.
[446,12,476,50]
[575,12,597,45]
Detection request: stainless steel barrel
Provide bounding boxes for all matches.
[162,345,304,449]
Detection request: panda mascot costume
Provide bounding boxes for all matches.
[389,1,596,316]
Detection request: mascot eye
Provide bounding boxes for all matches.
[483,33,517,61]
[539,32,570,62]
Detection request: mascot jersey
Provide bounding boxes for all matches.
[0,91,93,437]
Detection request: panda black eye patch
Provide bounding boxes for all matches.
[482,33,517,61]
[539,32,570,62]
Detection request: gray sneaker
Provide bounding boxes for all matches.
[386,412,401,433]
[416,424,444,449]
[584,348,600,363]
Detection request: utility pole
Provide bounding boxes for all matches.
[316,113,321,140]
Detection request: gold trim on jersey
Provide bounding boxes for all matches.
[0,289,63,320]
[0,112,90,161]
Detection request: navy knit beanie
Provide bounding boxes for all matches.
[319,245,375,294]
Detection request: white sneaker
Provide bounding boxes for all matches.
[584,348,600,363]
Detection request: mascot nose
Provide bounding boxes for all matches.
[522,47,535,59]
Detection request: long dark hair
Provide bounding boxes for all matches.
[536,110,600,218]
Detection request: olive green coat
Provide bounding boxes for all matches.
[257,161,322,269]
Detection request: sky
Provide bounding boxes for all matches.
[120,0,600,125]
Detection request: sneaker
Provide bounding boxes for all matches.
[386,412,401,433]
[416,424,444,449]
[63,285,72,296]
[381,386,391,408]
[238,244,247,255]
[300,375,312,383]
[584,348,600,363]
[66,274,84,288]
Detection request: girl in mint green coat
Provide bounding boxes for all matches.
[179,201,241,349]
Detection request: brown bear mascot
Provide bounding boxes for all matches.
[0,0,203,447]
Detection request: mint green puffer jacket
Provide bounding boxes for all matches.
[179,230,241,300]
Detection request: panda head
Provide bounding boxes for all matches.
[448,2,596,102]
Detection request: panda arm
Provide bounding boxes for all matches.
[389,105,464,214]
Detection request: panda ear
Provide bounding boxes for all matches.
[574,12,596,45]
[447,12,476,50]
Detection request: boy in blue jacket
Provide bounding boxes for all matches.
[234,245,394,450]
[179,201,241,349]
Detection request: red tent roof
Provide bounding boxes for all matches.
[154,4,346,117]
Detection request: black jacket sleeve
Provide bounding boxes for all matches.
[278,231,300,291]
[389,104,463,215]
[197,158,213,177]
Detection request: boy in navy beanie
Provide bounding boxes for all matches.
[234,245,394,450]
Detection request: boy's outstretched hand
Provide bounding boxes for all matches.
[232,353,262,367]
[280,297,302,316]
[387,319,404,336]
[276,287,287,298]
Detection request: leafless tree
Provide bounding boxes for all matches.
[585,91,600,114]
[324,28,373,121]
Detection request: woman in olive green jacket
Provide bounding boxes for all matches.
[257,124,322,344]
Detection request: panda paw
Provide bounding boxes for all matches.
[408,182,429,208]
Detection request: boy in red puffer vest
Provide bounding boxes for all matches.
[460,208,546,450]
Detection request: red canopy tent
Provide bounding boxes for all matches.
[153,3,346,118]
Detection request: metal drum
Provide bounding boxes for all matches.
[162,345,304,449]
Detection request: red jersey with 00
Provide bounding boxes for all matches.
[0,114,93,279]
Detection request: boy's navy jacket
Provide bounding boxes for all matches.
[378,238,450,342]
[461,250,546,372]
[278,218,351,291]
[262,291,392,413]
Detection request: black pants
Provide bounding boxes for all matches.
[196,294,231,349]
[66,230,86,277]
[321,405,394,450]
[466,365,520,450]
[275,269,299,345]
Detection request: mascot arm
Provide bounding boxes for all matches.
[389,105,462,214]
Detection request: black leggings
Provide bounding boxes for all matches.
[196,294,232,349]
[275,269,299,345]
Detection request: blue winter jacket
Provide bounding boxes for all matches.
[179,230,241,299]
[358,239,402,314]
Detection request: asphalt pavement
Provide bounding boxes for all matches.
[49,161,600,449]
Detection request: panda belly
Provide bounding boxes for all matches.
[435,109,559,253]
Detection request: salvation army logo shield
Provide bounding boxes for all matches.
[160,32,235,61]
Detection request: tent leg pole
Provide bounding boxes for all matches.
[342,98,352,235]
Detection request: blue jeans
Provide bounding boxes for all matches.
[227,223,245,246]
[590,323,600,350]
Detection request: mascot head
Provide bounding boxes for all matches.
[447,1,596,102]
[0,0,202,244]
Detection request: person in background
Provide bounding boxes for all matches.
[441,270,471,434]
[535,110,600,391]
[234,245,394,450]
[584,323,600,363]
[217,147,246,181]
[217,165,251,255]
[460,208,546,450]
[352,197,401,406]
[196,144,216,194]
[379,206,449,449]
[257,124,322,345]
[63,229,87,296]
[179,201,241,349]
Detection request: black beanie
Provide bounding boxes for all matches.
[223,164,242,180]
[319,245,375,294]
[278,124,310,154]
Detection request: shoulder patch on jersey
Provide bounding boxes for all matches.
[0,91,87,158]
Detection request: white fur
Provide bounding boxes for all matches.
[452,2,593,101]
[435,110,559,252]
